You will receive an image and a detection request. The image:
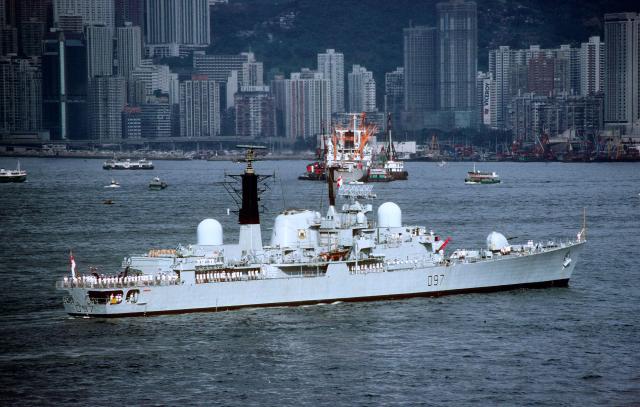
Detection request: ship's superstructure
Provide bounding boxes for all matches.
[57,148,585,317]
[324,113,375,183]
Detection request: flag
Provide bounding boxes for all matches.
[70,251,77,278]
[337,176,343,188]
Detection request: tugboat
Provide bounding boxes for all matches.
[381,114,408,180]
[149,177,168,190]
[0,162,27,183]
[298,161,326,181]
[103,157,154,170]
[465,164,501,184]
[56,146,585,318]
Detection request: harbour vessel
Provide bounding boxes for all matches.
[103,157,154,170]
[324,113,374,184]
[0,162,27,183]
[104,179,120,188]
[57,147,585,318]
[380,114,408,181]
[465,164,501,184]
[298,161,326,181]
[149,177,168,190]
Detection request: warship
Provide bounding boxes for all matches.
[57,147,586,317]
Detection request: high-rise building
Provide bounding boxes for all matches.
[242,60,264,87]
[144,0,210,46]
[85,24,113,77]
[88,76,126,141]
[235,86,276,139]
[527,55,555,96]
[580,36,605,96]
[1,26,18,56]
[193,52,252,82]
[129,59,172,104]
[179,75,220,138]
[510,93,603,141]
[271,69,331,140]
[57,15,83,32]
[42,31,88,140]
[476,71,492,127]
[141,96,172,138]
[54,0,115,30]
[121,106,142,138]
[317,49,344,113]
[403,26,438,113]
[115,0,144,29]
[384,67,404,127]
[437,0,477,117]
[604,13,639,128]
[348,65,376,113]
[19,19,46,57]
[0,57,42,133]
[116,22,141,79]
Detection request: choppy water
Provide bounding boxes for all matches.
[0,158,639,405]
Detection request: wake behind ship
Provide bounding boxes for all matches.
[58,147,586,317]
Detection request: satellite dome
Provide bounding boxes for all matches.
[486,231,508,251]
[377,202,402,228]
[197,218,223,245]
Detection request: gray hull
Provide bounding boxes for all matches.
[62,242,583,317]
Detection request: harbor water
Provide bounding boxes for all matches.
[0,158,638,405]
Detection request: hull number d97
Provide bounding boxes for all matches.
[428,274,444,286]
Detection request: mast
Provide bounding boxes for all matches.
[235,145,267,253]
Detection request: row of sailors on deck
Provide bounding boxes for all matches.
[196,270,261,283]
[349,263,385,274]
[64,273,178,287]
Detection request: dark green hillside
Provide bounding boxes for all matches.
[209,0,638,100]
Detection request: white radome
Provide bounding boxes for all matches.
[197,219,223,245]
[378,202,402,228]
[487,231,509,251]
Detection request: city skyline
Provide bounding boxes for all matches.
[0,0,639,149]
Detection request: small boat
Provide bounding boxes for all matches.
[298,161,326,181]
[0,162,27,183]
[465,164,500,184]
[438,161,447,168]
[365,167,393,182]
[103,199,114,205]
[149,177,168,190]
[105,179,121,188]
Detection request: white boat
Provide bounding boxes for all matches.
[0,162,27,183]
[104,179,120,188]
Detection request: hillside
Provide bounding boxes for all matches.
[208,0,639,100]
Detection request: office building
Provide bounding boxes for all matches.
[42,32,88,140]
[116,23,142,79]
[115,0,144,29]
[317,49,344,113]
[121,106,142,138]
[85,24,113,77]
[88,76,126,141]
[0,57,42,133]
[54,0,115,30]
